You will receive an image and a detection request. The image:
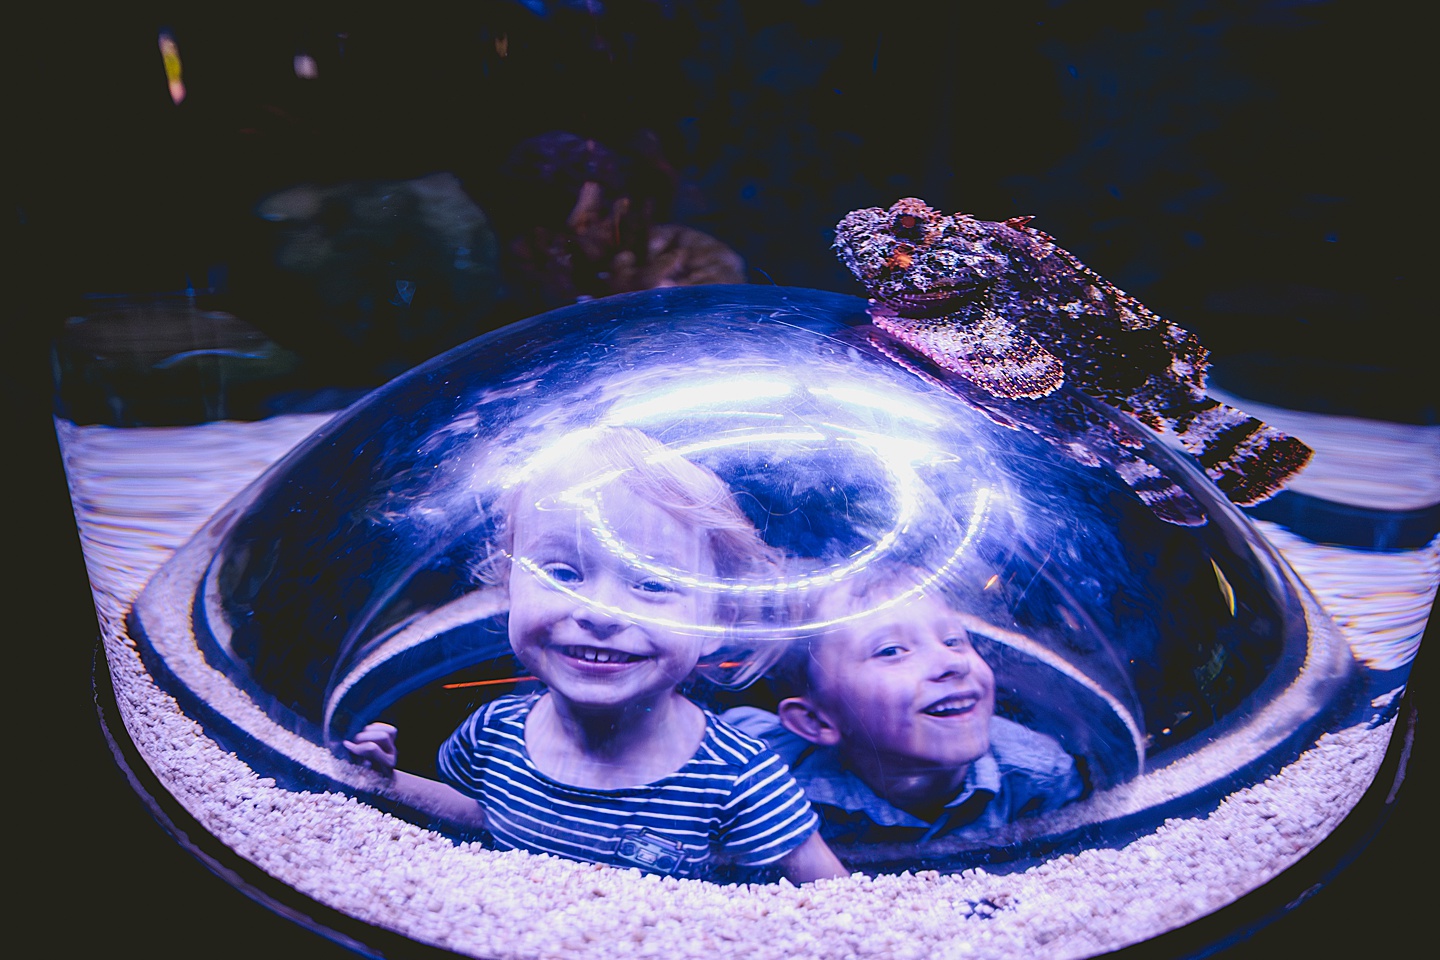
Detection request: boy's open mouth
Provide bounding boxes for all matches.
[561,645,648,665]
[921,693,981,717]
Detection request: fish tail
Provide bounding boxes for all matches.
[1174,400,1313,505]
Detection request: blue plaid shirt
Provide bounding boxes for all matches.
[722,707,1085,843]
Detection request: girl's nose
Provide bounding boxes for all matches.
[575,612,624,640]
[571,581,631,639]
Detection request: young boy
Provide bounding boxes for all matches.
[726,566,1084,844]
[346,427,844,882]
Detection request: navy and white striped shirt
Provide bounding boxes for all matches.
[437,693,819,878]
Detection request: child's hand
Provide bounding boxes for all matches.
[343,723,485,830]
[343,722,399,775]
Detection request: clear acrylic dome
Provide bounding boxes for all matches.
[131,284,1357,868]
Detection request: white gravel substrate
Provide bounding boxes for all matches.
[57,415,1428,960]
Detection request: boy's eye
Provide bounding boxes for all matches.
[636,578,675,595]
[873,644,905,658]
[943,633,972,648]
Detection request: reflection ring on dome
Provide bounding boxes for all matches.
[503,423,992,641]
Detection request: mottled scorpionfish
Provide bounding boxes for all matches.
[834,197,1312,525]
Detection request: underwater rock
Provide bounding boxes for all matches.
[256,172,502,379]
[503,131,745,308]
[54,296,299,425]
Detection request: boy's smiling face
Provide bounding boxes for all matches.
[801,588,996,773]
[507,479,716,713]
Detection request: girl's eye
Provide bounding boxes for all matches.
[943,634,971,648]
[874,644,905,658]
[636,579,674,595]
[542,564,582,584]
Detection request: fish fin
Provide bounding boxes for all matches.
[1174,400,1313,505]
[872,311,1065,399]
[1063,440,1103,468]
[1025,231,1162,332]
[864,328,948,390]
[1114,454,1209,526]
[864,329,1022,430]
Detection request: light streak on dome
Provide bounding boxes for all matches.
[605,377,794,425]
[808,384,943,425]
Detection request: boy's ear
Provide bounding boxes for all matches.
[777,696,843,747]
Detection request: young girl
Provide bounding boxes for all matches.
[346,427,844,882]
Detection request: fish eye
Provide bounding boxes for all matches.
[892,213,926,240]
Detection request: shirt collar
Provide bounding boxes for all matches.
[796,747,999,832]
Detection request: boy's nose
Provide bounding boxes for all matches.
[928,644,974,680]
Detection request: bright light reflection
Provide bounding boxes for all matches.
[499,425,610,491]
[808,385,941,425]
[789,488,992,635]
[668,428,825,457]
[604,377,793,425]
[511,487,991,640]
[564,425,945,597]
[495,372,994,639]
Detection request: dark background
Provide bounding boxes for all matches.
[11,1,1429,956]
[16,0,1434,420]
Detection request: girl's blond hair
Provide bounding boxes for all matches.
[478,427,784,686]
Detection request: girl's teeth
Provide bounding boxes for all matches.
[568,647,639,663]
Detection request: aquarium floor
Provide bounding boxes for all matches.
[55,403,1436,960]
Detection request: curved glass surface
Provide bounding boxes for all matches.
[130,284,1356,870]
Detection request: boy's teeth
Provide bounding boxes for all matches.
[925,695,978,716]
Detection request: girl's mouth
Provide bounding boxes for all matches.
[561,645,647,665]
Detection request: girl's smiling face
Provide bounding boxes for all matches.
[506,480,717,713]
